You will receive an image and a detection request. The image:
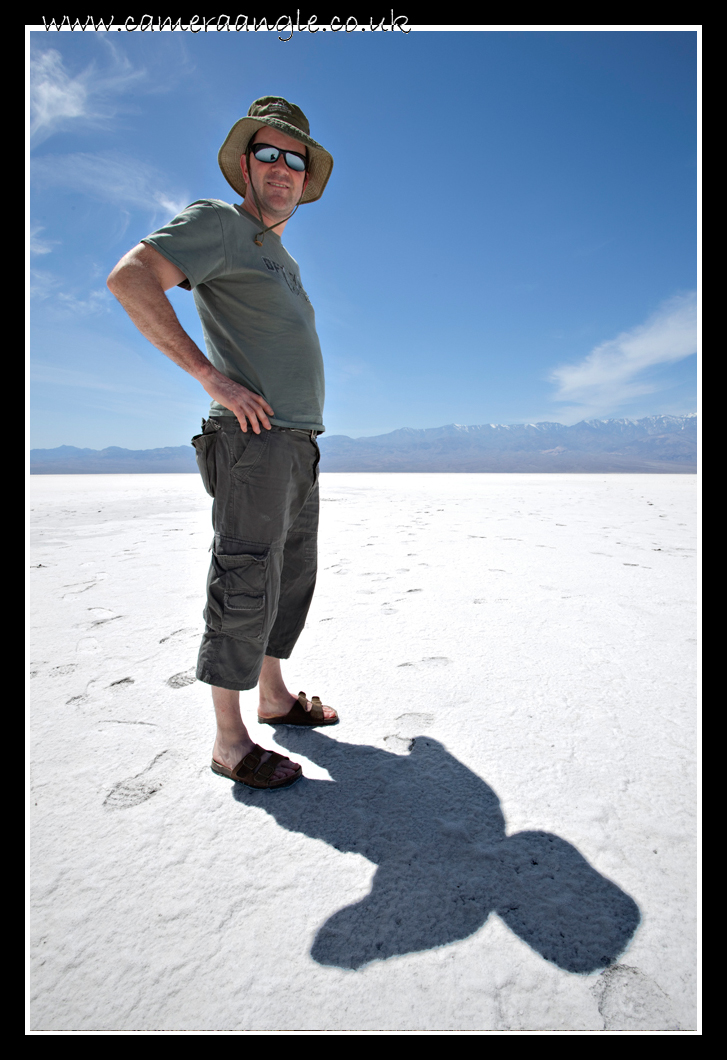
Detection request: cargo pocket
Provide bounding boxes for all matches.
[230,426,269,482]
[191,423,220,498]
[206,548,269,641]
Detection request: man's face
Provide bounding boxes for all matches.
[240,127,310,219]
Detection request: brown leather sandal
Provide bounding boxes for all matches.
[211,744,302,788]
[257,691,339,727]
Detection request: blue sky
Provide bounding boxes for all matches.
[28,27,698,448]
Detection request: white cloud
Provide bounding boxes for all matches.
[30,46,147,147]
[30,272,112,315]
[30,50,87,142]
[56,289,112,316]
[31,151,189,222]
[31,361,154,394]
[29,268,62,300]
[30,225,59,255]
[549,292,697,421]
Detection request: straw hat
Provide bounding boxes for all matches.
[218,96,333,205]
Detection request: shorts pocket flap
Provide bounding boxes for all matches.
[225,592,264,612]
[215,551,268,596]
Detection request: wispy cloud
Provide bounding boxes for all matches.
[549,292,697,421]
[30,271,114,315]
[30,225,59,256]
[56,289,112,316]
[30,362,204,420]
[30,45,148,147]
[29,268,62,300]
[31,150,189,222]
[31,361,155,394]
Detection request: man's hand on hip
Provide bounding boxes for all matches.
[200,372,274,434]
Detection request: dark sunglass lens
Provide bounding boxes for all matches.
[285,152,307,172]
[253,146,280,163]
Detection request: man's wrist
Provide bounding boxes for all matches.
[190,359,222,387]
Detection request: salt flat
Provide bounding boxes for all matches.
[28,472,698,1032]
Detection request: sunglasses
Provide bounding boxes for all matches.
[249,142,308,173]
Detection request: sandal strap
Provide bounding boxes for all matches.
[298,691,325,721]
[232,745,289,785]
[254,750,286,781]
[239,747,261,772]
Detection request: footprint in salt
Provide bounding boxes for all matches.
[76,637,100,654]
[89,610,122,627]
[396,657,452,669]
[110,677,135,690]
[384,712,437,751]
[49,664,78,677]
[592,964,680,1031]
[166,669,196,688]
[103,750,174,810]
[159,627,196,644]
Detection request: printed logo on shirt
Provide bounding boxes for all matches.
[262,256,311,301]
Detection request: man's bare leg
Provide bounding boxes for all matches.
[211,685,300,780]
[258,656,337,720]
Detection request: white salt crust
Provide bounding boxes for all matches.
[28,473,698,1032]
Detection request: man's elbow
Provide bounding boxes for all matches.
[107,257,132,296]
[106,266,121,295]
[107,244,183,295]
[107,244,148,296]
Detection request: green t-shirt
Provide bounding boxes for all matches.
[142,199,325,432]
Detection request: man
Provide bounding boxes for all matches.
[107,96,337,791]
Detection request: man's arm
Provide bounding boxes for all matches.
[106,243,274,433]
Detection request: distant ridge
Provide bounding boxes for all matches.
[30,415,696,474]
[319,415,697,472]
[29,444,197,474]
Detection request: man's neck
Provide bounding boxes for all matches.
[240,196,288,238]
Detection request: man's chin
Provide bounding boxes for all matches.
[261,200,296,220]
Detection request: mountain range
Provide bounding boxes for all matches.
[30,415,697,474]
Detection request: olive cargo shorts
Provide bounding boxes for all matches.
[192,417,320,691]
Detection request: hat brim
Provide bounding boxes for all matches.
[218,116,333,204]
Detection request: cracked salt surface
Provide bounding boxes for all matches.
[29,473,697,1031]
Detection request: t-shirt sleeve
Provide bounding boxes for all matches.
[141,200,227,290]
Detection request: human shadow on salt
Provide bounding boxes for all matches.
[230,732,640,973]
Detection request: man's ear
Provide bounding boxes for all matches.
[240,153,249,182]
